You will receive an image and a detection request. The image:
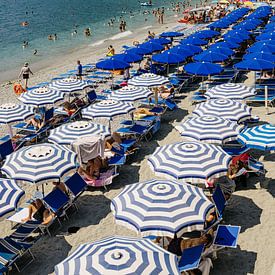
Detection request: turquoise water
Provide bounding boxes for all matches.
[0,0,174,76]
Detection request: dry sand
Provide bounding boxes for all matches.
[0,12,275,275]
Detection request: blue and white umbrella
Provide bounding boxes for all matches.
[108,86,153,102]
[0,179,25,219]
[205,83,256,100]
[48,121,110,145]
[2,143,77,185]
[128,73,169,87]
[175,116,244,144]
[148,141,231,183]
[238,124,275,151]
[0,103,34,124]
[49,78,91,93]
[18,87,65,106]
[193,99,252,123]
[54,236,180,275]
[111,179,214,237]
[82,100,135,120]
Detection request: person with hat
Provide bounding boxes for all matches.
[18,62,33,90]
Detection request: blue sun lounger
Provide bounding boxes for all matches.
[213,225,241,249]
[0,139,14,161]
[178,244,204,273]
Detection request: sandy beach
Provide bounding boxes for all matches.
[0,6,275,275]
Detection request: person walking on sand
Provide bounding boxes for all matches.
[160,7,165,24]
[19,62,33,90]
[76,60,83,80]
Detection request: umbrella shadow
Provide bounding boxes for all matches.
[20,236,72,275]
[211,245,257,275]
[224,194,262,233]
[265,178,275,198]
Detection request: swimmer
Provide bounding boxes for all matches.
[33,49,38,55]
[22,41,29,48]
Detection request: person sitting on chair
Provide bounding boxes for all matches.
[157,86,175,99]
[24,116,44,132]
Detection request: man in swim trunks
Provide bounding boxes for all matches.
[18,62,33,89]
[76,60,83,79]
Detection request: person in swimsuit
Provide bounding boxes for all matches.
[78,156,107,180]
[18,62,33,89]
[106,45,115,56]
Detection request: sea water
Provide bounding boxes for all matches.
[0,0,175,80]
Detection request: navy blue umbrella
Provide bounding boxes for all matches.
[243,52,275,63]
[208,45,234,56]
[195,30,220,39]
[113,53,143,63]
[184,62,223,76]
[139,41,164,53]
[96,58,130,70]
[181,36,208,46]
[234,58,275,71]
[214,41,240,49]
[152,51,187,64]
[247,43,275,54]
[160,31,183,38]
[151,37,171,45]
[194,51,229,63]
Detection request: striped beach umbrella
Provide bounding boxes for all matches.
[128,73,169,87]
[2,143,77,185]
[82,100,135,120]
[54,236,180,275]
[205,83,256,100]
[108,86,153,102]
[0,179,25,219]
[148,141,231,183]
[193,99,252,123]
[18,87,65,106]
[111,179,214,237]
[175,116,244,144]
[49,78,91,93]
[238,124,275,151]
[48,121,110,145]
[0,103,34,124]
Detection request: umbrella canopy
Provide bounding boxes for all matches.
[148,141,231,183]
[193,51,229,63]
[195,30,220,39]
[193,98,252,123]
[150,37,171,45]
[111,179,214,237]
[18,87,65,107]
[0,179,24,219]
[247,43,275,53]
[126,46,151,56]
[180,36,208,46]
[108,86,153,102]
[238,124,275,151]
[48,121,110,145]
[96,58,130,70]
[208,45,234,56]
[0,103,34,124]
[256,32,275,41]
[213,41,240,49]
[243,52,275,63]
[139,41,164,53]
[152,51,187,64]
[171,44,203,55]
[113,53,143,63]
[234,58,275,71]
[128,73,169,87]
[205,83,256,100]
[223,35,247,44]
[49,78,91,93]
[223,31,250,40]
[54,236,180,275]
[82,100,135,119]
[175,116,244,144]
[2,143,77,185]
[160,31,183,38]
[184,62,223,76]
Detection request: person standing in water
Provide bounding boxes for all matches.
[76,60,83,80]
[18,62,33,90]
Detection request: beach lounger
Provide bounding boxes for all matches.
[222,146,249,156]
[213,225,241,249]
[212,185,226,220]
[116,124,153,141]
[0,139,14,161]
[246,95,275,107]
[178,244,204,273]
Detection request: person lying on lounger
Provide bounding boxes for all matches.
[24,117,44,131]
[22,198,54,225]
[155,86,175,99]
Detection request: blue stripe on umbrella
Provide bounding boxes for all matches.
[54,236,180,275]
[111,179,214,237]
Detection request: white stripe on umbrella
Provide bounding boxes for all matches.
[193,99,252,123]
[48,121,111,145]
[54,236,180,275]
[111,179,214,237]
[148,141,231,183]
[175,116,244,144]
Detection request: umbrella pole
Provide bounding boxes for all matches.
[154,88,158,106]
[265,85,269,115]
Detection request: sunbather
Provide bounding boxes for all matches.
[21,198,54,225]
[156,86,175,99]
[133,108,154,119]
[227,160,248,188]
[24,117,44,131]
[52,182,69,196]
